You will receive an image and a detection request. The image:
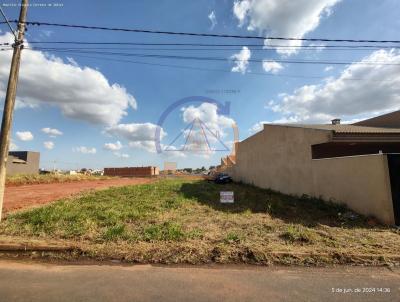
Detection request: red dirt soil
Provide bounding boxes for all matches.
[3,178,153,214]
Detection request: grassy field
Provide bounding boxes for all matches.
[1,178,399,265]
[6,174,111,186]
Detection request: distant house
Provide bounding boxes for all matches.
[6,151,40,176]
[224,113,400,225]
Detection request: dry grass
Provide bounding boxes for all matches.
[6,173,111,186]
[1,179,399,265]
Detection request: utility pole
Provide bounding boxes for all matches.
[0,0,28,221]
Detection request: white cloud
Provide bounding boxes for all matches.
[308,43,326,52]
[233,0,340,55]
[41,127,63,137]
[39,30,54,38]
[324,65,334,72]
[231,46,251,74]
[105,123,165,153]
[249,116,300,133]
[104,141,123,151]
[16,131,33,141]
[161,145,187,158]
[182,103,235,133]
[208,11,217,29]
[0,33,137,125]
[233,0,252,26]
[249,121,268,133]
[128,140,158,153]
[113,152,129,158]
[270,49,400,123]
[43,141,54,150]
[73,146,97,154]
[262,61,283,73]
[9,140,18,151]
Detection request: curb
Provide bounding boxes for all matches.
[0,243,76,252]
[268,251,400,262]
[0,244,399,264]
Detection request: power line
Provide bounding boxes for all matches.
[25,41,400,49]
[23,48,398,82]
[28,46,400,66]
[0,6,16,39]
[20,45,400,52]
[5,20,399,44]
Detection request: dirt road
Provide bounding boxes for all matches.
[3,178,153,214]
[0,261,398,302]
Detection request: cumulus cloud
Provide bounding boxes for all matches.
[43,141,54,150]
[41,127,63,137]
[269,49,400,123]
[231,46,251,74]
[73,146,97,154]
[233,0,340,55]
[262,61,283,73]
[182,103,235,133]
[162,145,187,158]
[208,11,217,29]
[105,123,166,153]
[104,141,123,151]
[16,131,33,141]
[128,140,158,152]
[324,65,334,72]
[0,33,137,125]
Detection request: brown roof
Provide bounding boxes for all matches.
[290,124,400,134]
[264,123,400,142]
[353,110,400,128]
[266,123,400,134]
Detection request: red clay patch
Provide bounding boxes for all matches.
[3,177,153,214]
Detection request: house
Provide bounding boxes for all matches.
[103,166,159,177]
[6,151,40,176]
[224,114,400,225]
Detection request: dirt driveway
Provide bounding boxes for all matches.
[3,178,153,214]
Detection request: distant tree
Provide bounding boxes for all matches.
[209,165,216,170]
[201,166,206,171]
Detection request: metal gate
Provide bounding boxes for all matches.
[388,154,400,226]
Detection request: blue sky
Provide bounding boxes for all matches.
[0,0,399,170]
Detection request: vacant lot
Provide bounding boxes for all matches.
[1,179,399,265]
[6,174,110,186]
[3,177,154,214]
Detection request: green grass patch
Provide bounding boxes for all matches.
[280,224,317,244]
[1,178,399,265]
